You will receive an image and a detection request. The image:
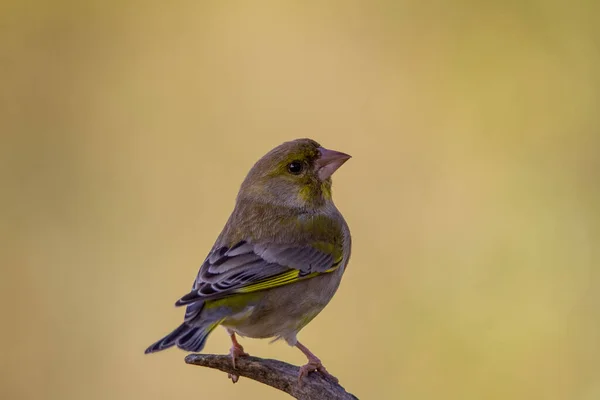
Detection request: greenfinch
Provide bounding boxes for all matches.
[145,138,352,383]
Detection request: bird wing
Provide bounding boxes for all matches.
[175,240,343,312]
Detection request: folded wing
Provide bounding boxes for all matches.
[176,240,342,319]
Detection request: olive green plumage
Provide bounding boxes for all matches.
[145,138,351,355]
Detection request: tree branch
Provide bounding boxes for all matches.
[185,354,358,400]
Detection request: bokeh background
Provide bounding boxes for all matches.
[1,1,599,399]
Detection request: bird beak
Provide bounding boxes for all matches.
[315,147,352,180]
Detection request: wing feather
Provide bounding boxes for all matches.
[175,239,342,309]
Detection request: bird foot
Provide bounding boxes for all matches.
[227,343,249,383]
[298,357,339,384]
[229,343,249,368]
[227,373,240,384]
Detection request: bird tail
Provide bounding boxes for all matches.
[144,319,223,354]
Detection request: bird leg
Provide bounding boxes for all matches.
[295,341,339,384]
[227,332,249,383]
[229,332,249,368]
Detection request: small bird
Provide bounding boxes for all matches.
[145,138,352,383]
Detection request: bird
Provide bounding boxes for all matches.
[145,138,352,383]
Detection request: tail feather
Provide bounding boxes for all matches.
[145,320,222,354]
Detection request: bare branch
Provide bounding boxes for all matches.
[185,354,358,400]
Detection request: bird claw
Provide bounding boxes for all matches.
[227,343,249,383]
[229,344,249,369]
[298,358,338,385]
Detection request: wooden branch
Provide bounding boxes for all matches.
[185,354,358,400]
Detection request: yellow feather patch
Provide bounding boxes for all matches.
[235,264,340,294]
[207,318,225,332]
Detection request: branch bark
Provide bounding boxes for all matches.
[185,354,358,400]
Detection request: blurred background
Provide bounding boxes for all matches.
[1,1,599,399]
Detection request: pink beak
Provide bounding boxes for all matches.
[315,147,352,180]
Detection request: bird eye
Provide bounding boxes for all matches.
[287,160,304,175]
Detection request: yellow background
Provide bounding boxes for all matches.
[1,1,599,399]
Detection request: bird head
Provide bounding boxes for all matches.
[238,138,351,209]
